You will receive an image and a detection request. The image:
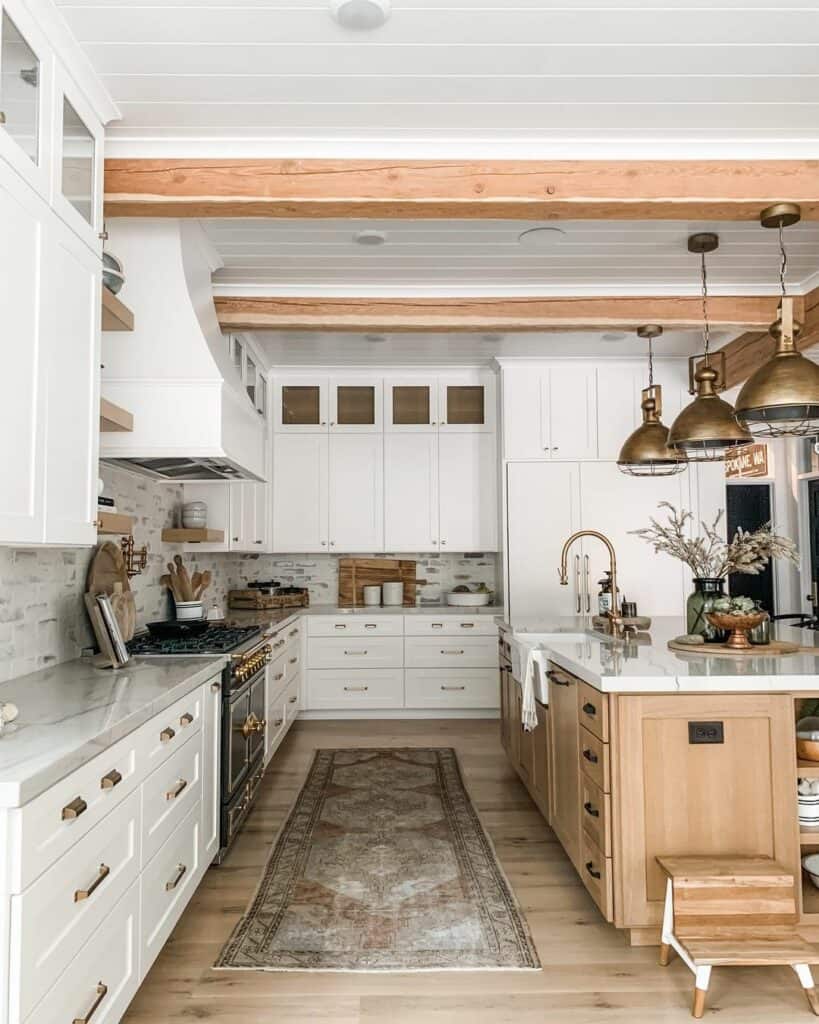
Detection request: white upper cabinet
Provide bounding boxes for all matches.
[272,434,329,552]
[438,433,498,551]
[596,364,642,461]
[274,377,328,432]
[53,66,103,254]
[438,375,495,433]
[329,377,382,433]
[0,159,46,544]
[384,433,439,551]
[228,481,269,552]
[542,365,598,461]
[385,378,438,432]
[328,434,384,551]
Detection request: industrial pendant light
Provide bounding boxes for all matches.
[667,233,752,462]
[734,203,819,436]
[617,325,686,477]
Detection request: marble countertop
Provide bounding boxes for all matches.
[0,656,224,808]
[510,615,819,693]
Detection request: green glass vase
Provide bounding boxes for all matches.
[686,578,726,642]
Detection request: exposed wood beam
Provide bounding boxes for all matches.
[716,285,819,389]
[214,294,790,334]
[105,159,819,220]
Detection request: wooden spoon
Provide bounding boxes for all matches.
[174,555,193,602]
[191,571,202,596]
[166,563,184,603]
[196,570,212,600]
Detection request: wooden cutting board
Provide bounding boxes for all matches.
[86,541,131,598]
[338,558,422,608]
[110,583,137,643]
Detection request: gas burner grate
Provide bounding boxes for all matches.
[128,625,261,656]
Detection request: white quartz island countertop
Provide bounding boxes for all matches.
[0,656,224,808]
[509,616,819,694]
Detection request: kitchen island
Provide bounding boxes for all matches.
[499,616,819,944]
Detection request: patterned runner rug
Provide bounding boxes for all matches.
[216,747,541,971]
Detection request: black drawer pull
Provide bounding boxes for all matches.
[583,801,600,818]
[582,702,597,717]
[582,748,599,764]
[585,861,601,880]
[547,670,570,687]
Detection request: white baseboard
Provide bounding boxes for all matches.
[297,709,500,721]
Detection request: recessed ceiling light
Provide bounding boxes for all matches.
[518,226,566,249]
[354,229,387,246]
[330,0,391,30]
[364,333,388,344]
[602,332,628,343]
[481,333,504,344]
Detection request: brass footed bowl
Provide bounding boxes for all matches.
[706,611,767,650]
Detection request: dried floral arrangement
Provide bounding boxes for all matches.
[631,503,799,579]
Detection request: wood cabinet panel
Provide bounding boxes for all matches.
[581,775,611,856]
[531,701,550,818]
[578,680,609,742]
[548,666,580,871]
[580,830,613,923]
[579,726,610,793]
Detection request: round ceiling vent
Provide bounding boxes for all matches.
[331,0,391,30]
[518,226,566,249]
[601,332,628,343]
[364,333,388,344]
[354,229,388,246]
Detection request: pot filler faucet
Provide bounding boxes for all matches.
[558,530,624,638]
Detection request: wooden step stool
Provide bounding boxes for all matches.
[657,856,819,1019]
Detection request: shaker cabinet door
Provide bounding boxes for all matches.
[272,434,329,552]
[383,433,439,552]
[438,433,498,551]
[328,434,383,552]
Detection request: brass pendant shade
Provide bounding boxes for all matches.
[667,362,752,461]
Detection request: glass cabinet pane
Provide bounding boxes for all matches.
[282,385,321,426]
[257,373,267,415]
[232,336,243,372]
[246,355,256,404]
[337,385,375,426]
[61,97,95,224]
[446,385,485,426]
[1,12,39,165]
[392,386,430,425]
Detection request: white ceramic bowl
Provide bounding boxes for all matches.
[802,853,819,889]
[446,592,492,607]
[182,514,208,528]
[175,600,204,621]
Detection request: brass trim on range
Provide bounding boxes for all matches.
[74,863,110,903]
[62,796,87,821]
[100,769,122,790]
[72,982,108,1024]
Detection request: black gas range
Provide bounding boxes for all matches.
[128,622,273,860]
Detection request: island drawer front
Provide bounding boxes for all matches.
[268,648,289,695]
[284,675,301,723]
[11,791,141,1023]
[579,726,610,793]
[580,830,613,923]
[141,803,200,974]
[580,776,611,857]
[405,669,499,709]
[308,636,404,669]
[404,616,497,636]
[284,646,302,683]
[15,725,145,892]
[308,616,404,637]
[141,733,202,867]
[145,688,203,774]
[267,622,300,658]
[578,681,609,742]
[22,880,140,1024]
[307,669,404,709]
[404,636,497,669]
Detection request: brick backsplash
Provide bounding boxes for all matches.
[0,468,499,682]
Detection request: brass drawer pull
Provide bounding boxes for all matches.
[74,863,110,902]
[333,623,348,629]
[289,656,298,664]
[180,712,194,727]
[344,649,368,656]
[274,671,285,681]
[72,982,108,1023]
[364,623,377,629]
[273,717,284,727]
[582,748,599,765]
[547,670,570,687]
[585,861,601,880]
[582,702,597,717]
[274,637,286,649]
[166,778,188,801]
[62,797,87,821]
[583,801,600,818]
[344,685,369,692]
[441,685,466,691]
[210,681,221,693]
[160,726,175,743]
[431,623,443,629]
[459,622,475,629]
[288,628,299,638]
[288,695,298,704]
[441,649,464,655]
[100,769,122,790]
[165,863,187,892]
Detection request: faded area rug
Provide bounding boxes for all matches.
[216,747,541,971]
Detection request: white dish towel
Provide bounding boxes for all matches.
[510,637,542,732]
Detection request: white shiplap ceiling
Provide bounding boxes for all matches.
[204,218,819,296]
[55,0,819,155]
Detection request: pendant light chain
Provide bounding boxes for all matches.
[647,334,654,387]
[700,249,711,365]
[779,220,788,300]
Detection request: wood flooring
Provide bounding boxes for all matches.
[123,720,819,1023]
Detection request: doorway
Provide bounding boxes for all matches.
[726,483,774,613]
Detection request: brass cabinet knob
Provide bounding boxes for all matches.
[160,726,175,743]
[179,712,194,727]
[62,796,87,820]
[100,769,122,790]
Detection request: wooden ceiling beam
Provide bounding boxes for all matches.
[104,159,819,220]
[213,294,790,334]
[718,284,819,389]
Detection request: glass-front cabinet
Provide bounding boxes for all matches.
[385,378,437,432]
[274,377,382,432]
[60,95,94,224]
[438,377,494,433]
[274,378,328,431]
[0,1,48,194]
[55,69,102,249]
[330,378,381,432]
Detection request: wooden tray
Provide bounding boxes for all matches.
[228,589,309,610]
[668,638,802,657]
[338,558,423,608]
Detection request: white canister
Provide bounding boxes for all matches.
[382,581,404,606]
[362,585,382,606]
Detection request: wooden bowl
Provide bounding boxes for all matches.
[706,611,767,650]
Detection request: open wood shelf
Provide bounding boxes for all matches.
[161,528,224,544]
[100,397,134,433]
[96,511,135,535]
[101,286,134,332]
[798,760,819,778]
[800,826,819,846]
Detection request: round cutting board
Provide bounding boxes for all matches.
[668,638,802,657]
[86,542,136,642]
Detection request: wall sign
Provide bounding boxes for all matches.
[725,443,768,479]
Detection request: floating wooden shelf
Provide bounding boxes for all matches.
[101,286,134,332]
[800,825,819,846]
[100,397,134,433]
[798,760,819,778]
[161,528,224,544]
[96,511,134,535]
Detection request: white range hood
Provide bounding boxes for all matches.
[99,219,265,481]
